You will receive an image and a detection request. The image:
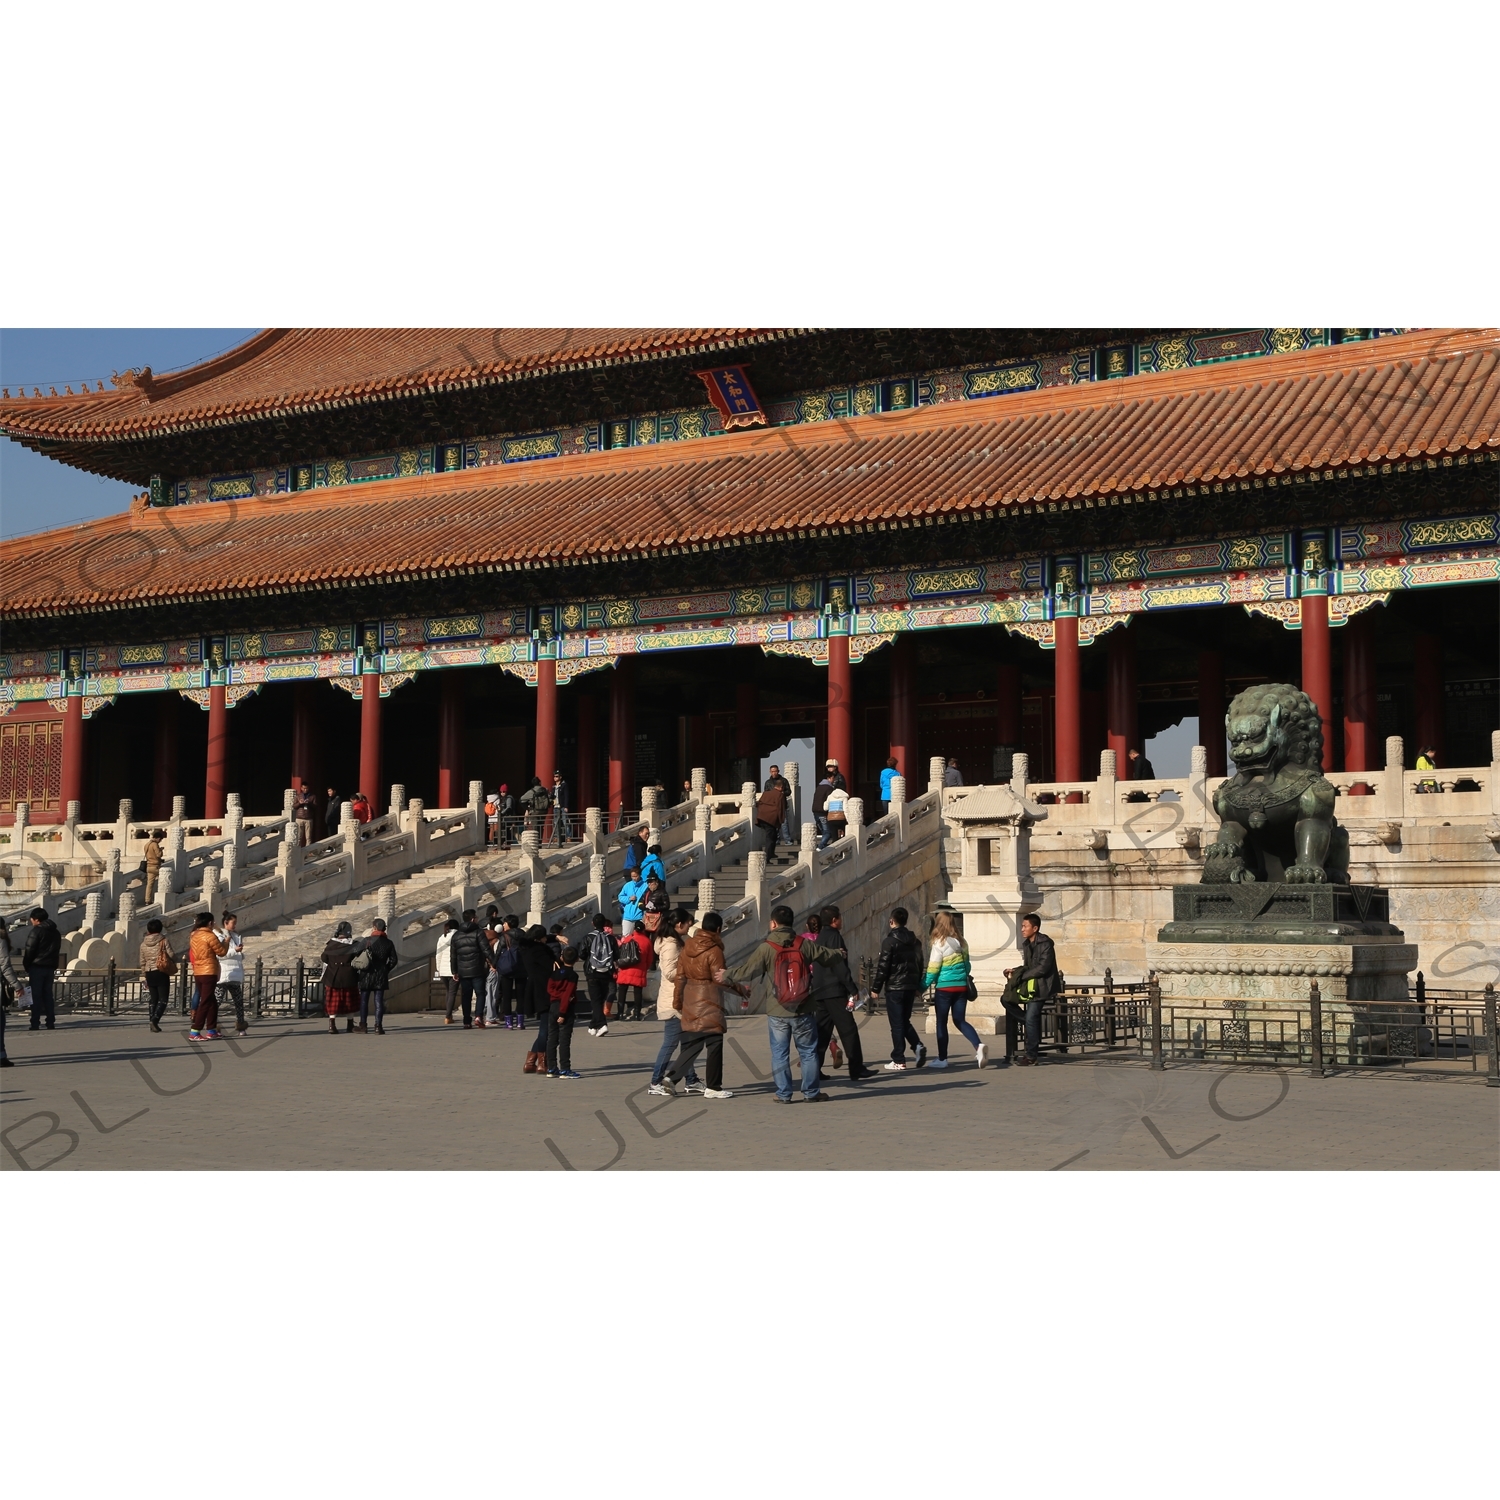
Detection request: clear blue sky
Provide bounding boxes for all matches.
[0,329,258,538]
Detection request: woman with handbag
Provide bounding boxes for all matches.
[923,910,986,1069]
[320,920,361,1034]
[138,918,176,1033]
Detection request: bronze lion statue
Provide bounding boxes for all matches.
[1202,683,1345,885]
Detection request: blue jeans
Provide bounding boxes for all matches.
[933,988,980,1060]
[359,989,386,1027]
[651,1014,700,1086]
[768,1012,821,1100]
[814,814,830,849]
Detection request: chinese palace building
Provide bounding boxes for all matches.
[1,326,1497,826]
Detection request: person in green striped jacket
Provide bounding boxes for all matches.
[923,910,985,1069]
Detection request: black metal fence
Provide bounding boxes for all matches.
[1132,977,1499,1081]
[31,957,329,1019]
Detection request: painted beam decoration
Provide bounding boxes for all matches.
[1,507,1495,711]
[147,328,1406,511]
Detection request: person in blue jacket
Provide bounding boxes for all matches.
[618,867,648,937]
[640,844,666,884]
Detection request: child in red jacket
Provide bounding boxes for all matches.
[546,946,581,1079]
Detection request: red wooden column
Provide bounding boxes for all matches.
[152,693,179,819]
[1105,626,1138,780]
[996,662,1022,752]
[359,672,382,804]
[1342,614,1377,774]
[1300,595,1333,770]
[1053,616,1081,783]
[889,634,915,777]
[1413,632,1446,766]
[291,681,318,795]
[576,693,599,811]
[826,634,853,781]
[60,694,86,813]
[205,685,229,819]
[1197,649,1226,778]
[437,672,464,808]
[608,657,635,821]
[535,659,559,839]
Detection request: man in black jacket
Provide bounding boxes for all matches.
[869,906,928,1070]
[808,906,873,1082]
[1003,913,1058,1065]
[324,787,343,839]
[350,918,399,1034]
[447,909,494,1029]
[22,908,61,1031]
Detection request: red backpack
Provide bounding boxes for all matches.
[773,940,811,1008]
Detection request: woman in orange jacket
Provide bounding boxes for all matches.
[187,911,229,1041]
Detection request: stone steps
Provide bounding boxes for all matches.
[242,846,523,969]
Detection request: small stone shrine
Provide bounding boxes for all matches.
[937,767,1047,1034]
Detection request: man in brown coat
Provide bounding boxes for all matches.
[755,781,786,859]
[142,833,164,906]
[659,912,745,1099]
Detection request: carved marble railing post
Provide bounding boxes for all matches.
[696,876,716,922]
[588,853,607,906]
[283,787,296,821]
[745,849,766,924]
[201,863,220,921]
[741,781,757,823]
[1097,748,1118,825]
[693,803,712,840]
[928,757,945,795]
[784,759,800,831]
[846,796,865,855]
[641,785,661,836]
[116,890,137,947]
[35,864,52,902]
[164,821,186,897]
[1186,743,1210,828]
[222,838,239,894]
[84,890,104,938]
[115,798,133,853]
[527,880,547,929]
[585,806,604,856]
[377,884,397,927]
[171,795,186,823]
[1011,752,1030,800]
[389,783,405,819]
[691,766,707,803]
[1383,735,1406,820]
[452,855,473,911]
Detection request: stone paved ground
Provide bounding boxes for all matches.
[2,1010,1495,1170]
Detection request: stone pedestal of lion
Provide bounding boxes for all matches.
[1153,682,1417,1042]
[925,783,1047,1036]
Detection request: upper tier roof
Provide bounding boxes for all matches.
[3,328,1495,624]
[0,327,785,441]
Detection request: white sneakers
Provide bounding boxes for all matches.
[975,1042,988,1069]
[928,1058,950,1069]
[703,1088,733,1100]
[647,1082,673,1097]
[586,1027,597,1036]
[883,1061,907,1071]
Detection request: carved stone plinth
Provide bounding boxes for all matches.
[1160,882,1401,943]
[1147,937,1417,1005]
